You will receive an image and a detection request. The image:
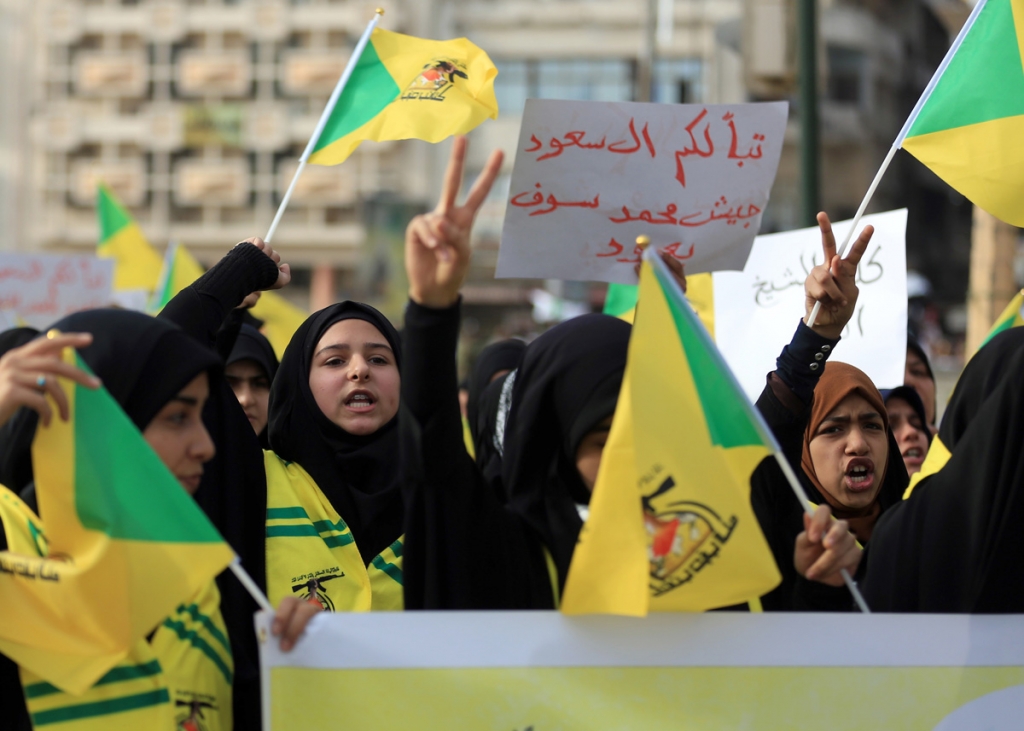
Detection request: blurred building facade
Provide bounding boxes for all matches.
[0,0,987,350]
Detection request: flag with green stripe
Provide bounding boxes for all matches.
[899,0,1024,225]
[308,28,498,166]
[979,288,1024,349]
[149,242,205,313]
[0,347,233,695]
[562,255,780,615]
[96,184,164,292]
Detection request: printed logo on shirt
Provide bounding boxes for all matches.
[643,476,738,596]
[290,567,344,611]
[175,693,217,731]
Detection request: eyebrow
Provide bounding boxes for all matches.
[314,342,394,358]
[171,395,199,406]
[821,411,883,425]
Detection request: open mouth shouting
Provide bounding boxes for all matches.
[844,457,875,493]
[344,389,377,413]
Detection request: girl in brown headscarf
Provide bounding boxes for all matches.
[749,213,907,611]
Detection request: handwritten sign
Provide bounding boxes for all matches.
[496,99,788,284]
[0,254,114,329]
[712,209,908,401]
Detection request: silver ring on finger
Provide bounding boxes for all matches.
[36,374,47,390]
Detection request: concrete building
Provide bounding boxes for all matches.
[0,0,984,339]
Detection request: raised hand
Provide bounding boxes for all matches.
[238,236,292,291]
[406,136,504,309]
[804,213,873,339]
[794,504,862,587]
[0,332,101,428]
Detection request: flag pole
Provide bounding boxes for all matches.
[229,557,275,613]
[645,248,871,613]
[806,0,989,328]
[264,8,385,243]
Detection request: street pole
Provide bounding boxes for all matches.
[797,0,820,226]
[637,0,658,102]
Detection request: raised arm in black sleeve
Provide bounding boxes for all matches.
[400,299,553,610]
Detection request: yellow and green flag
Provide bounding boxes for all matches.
[898,0,1024,226]
[602,275,716,337]
[562,256,779,615]
[150,243,205,313]
[96,184,164,292]
[0,348,233,694]
[602,283,640,323]
[308,28,498,166]
[979,287,1024,349]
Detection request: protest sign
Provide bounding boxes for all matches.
[496,99,788,284]
[257,611,1024,731]
[0,254,114,329]
[713,209,908,400]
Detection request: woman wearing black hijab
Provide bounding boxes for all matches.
[905,336,937,430]
[861,328,1024,612]
[401,138,715,608]
[265,301,406,611]
[0,311,316,730]
[466,339,526,451]
[225,323,278,444]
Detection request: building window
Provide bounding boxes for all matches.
[493,59,632,115]
[653,59,704,103]
[827,46,866,105]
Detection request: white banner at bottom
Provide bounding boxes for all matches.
[256,612,1024,730]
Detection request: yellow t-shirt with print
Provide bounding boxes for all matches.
[0,486,232,731]
[264,452,404,613]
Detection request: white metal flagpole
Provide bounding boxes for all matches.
[263,8,385,243]
[805,0,989,328]
[229,557,275,613]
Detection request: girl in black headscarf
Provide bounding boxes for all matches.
[0,311,317,730]
[144,237,411,622]
[861,328,1024,612]
[466,339,526,451]
[401,138,699,609]
[225,323,278,445]
[263,301,406,611]
[905,336,937,430]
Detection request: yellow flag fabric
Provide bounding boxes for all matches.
[250,291,308,360]
[308,28,498,165]
[602,274,715,336]
[562,257,780,615]
[0,348,233,694]
[96,185,164,292]
[978,288,1024,351]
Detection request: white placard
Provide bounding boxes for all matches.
[256,611,1024,731]
[713,209,908,401]
[496,99,788,284]
[0,254,115,330]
